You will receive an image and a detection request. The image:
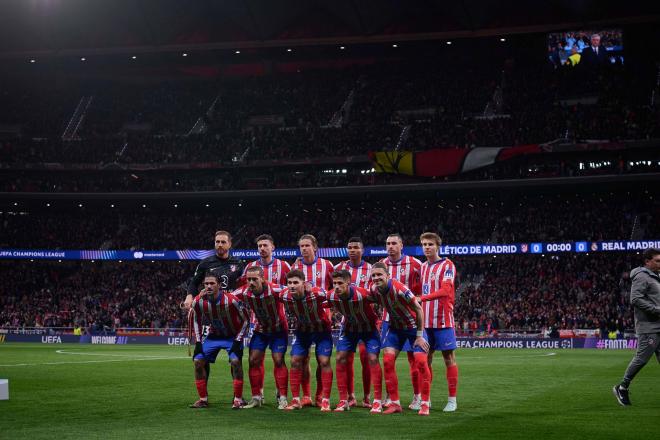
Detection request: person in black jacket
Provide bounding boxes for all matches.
[183,230,245,310]
[580,34,609,68]
[613,247,660,406]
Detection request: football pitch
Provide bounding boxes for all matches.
[0,344,657,440]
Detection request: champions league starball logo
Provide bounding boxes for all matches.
[133,251,144,259]
[561,339,573,349]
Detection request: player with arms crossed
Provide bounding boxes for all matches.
[327,270,383,413]
[334,237,373,407]
[188,273,249,409]
[280,270,334,411]
[419,232,459,412]
[369,262,432,416]
[233,266,290,410]
[380,233,423,410]
[291,234,334,406]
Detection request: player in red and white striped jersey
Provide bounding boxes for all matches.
[419,232,458,413]
[334,237,373,407]
[380,233,423,410]
[188,273,249,409]
[291,234,334,407]
[232,266,289,410]
[242,234,291,286]
[240,234,291,403]
[327,270,383,413]
[369,263,432,415]
[279,270,334,411]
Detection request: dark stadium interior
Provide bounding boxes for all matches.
[2,1,660,337]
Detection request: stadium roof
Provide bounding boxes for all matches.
[1,0,658,58]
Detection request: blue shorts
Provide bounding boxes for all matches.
[249,331,288,354]
[194,335,242,363]
[381,327,428,353]
[381,320,414,352]
[336,330,380,354]
[426,327,457,351]
[291,331,333,357]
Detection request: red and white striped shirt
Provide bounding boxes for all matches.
[371,279,419,330]
[233,282,287,333]
[420,258,456,329]
[243,258,291,286]
[280,286,332,333]
[327,286,378,333]
[292,257,334,290]
[379,255,422,321]
[189,292,248,342]
[334,260,372,289]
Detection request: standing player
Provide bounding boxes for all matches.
[280,270,334,411]
[380,233,423,410]
[369,262,432,416]
[327,270,383,413]
[243,234,291,286]
[241,234,291,401]
[418,232,459,412]
[334,237,373,407]
[188,273,249,409]
[291,234,334,406]
[233,266,290,410]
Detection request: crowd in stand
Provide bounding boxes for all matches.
[0,253,637,335]
[2,189,657,251]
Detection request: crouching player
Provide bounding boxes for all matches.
[233,266,290,409]
[327,270,383,413]
[369,262,432,416]
[188,272,249,409]
[280,269,334,411]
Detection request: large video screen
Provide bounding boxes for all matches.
[547,29,623,67]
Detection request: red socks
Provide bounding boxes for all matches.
[315,365,323,400]
[232,379,243,399]
[383,352,399,401]
[359,344,371,397]
[407,351,420,395]
[446,364,458,398]
[346,352,355,396]
[290,368,302,399]
[321,370,333,399]
[274,365,289,398]
[302,361,311,397]
[195,379,208,399]
[336,361,348,401]
[249,366,262,396]
[369,361,383,401]
[414,352,430,402]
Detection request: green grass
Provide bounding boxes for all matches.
[0,344,658,439]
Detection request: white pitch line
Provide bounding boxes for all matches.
[0,355,188,368]
[55,349,182,358]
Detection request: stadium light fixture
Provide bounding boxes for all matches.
[205,203,210,207]
[30,59,36,63]
[287,48,292,52]
[142,204,146,208]
[500,38,506,42]
[80,57,86,61]
[13,202,18,206]
[392,44,398,48]
[110,204,115,208]
[446,41,452,45]
[131,55,137,59]
[78,203,83,207]
[46,203,50,207]
[182,53,188,57]
[235,50,241,54]
[340,46,345,50]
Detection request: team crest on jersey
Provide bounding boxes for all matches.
[400,268,406,274]
[316,271,321,278]
[443,268,454,280]
[359,274,366,281]
[521,244,528,253]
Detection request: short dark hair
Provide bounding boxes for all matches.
[386,233,403,242]
[332,270,351,282]
[420,232,442,246]
[371,262,388,272]
[203,272,221,283]
[298,234,318,249]
[246,266,264,277]
[287,269,305,281]
[642,248,660,262]
[347,237,363,246]
[255,234,274,244]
